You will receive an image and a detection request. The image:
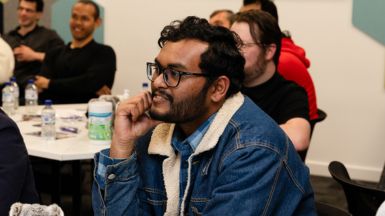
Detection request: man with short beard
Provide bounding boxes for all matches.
[92,16,316,216]
[231,11,311,153]
[34,0,116,104]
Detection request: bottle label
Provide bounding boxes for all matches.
[42,113,55,125]
[25,89,38,100]
[2,92,14,103]
[88,112,112,141]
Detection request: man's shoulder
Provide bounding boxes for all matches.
[4,26,19,36]
[273,73,307,95]
[35,26,56,33]
[92,41,115,52]
[34,26,61,38]
[0,109,21,134]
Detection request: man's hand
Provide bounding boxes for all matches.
[35,75,50,92]
[14,45,45,62]
[110,91,162,158]
[96,85,111,96]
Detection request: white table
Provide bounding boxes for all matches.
[10,104,110,215]
[11,104,110,161]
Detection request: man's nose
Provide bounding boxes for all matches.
[152,73,168,88]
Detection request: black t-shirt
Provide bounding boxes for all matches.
[241,72,309,124]
[3,26,64,89]
[39,40,116,104]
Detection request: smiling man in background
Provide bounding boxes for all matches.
[35,0,116,104]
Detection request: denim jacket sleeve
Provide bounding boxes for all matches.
[92,149,141,216]
[200,145,315,216]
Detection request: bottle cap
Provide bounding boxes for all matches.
[88,101,112,113]
[44,99,53,105]
[142,82,149,88]
[10,77,16,82]
[4,82,11,86]
[27,79,34,84]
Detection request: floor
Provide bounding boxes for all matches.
[38,174,351,215]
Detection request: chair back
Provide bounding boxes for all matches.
[298,108,327,161]
[328,161,385,216]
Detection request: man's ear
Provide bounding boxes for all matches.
[209,76,230,103]
[36,12,42,21]
[95,18,102,28]
[264,44,277,61]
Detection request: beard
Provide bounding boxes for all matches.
[149,82,210,123]
[244,55,267,84]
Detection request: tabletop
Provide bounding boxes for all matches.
[10,104,110,161]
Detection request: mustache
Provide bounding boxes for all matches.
[152,89,173,103]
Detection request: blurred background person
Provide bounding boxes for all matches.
[208,9,234,29]
[239,0,318,120]
[231,10,311,151]
[35,0,116,104]
[3,0,64,97]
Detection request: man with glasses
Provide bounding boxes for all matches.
[34,0,116,103]
[92,16,316,215]
[231,11,311,152]
[3,0,64,94]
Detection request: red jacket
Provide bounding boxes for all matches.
[278,37,318,120]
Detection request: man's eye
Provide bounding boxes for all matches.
[169,69,179,78]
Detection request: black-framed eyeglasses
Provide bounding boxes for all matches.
[146,62,212,88]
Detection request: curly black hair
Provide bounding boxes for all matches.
[158,16,245,98]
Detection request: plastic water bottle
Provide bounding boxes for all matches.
[25,79,38,114]
[10,77,19,110]
[41,99,56,141]
[2,82,15,115]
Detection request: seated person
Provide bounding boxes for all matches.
[35,0,116,104]
[241,0,319,120]
[208,9,234,28]
[92,16,316,215]
[231,11,311,151]
[3,0,64,92]
[0,109,39,215]
[0,36,14,84]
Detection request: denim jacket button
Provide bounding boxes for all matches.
[107,173,116,180]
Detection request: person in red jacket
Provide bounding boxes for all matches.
[240,0,319,120]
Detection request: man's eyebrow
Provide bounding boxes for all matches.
[154,58,187,70]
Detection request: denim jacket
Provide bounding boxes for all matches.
[92,93,316,216]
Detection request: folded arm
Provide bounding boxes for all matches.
[280,117,311,151]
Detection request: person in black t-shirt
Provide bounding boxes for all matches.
[35,0,116,104]
[3,0,64,93]
[231,10,311,152]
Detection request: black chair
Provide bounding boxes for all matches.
[316,201,351,216]
[298,108,327,161]
[328,161,385,216]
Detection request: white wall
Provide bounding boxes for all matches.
[97,0,385,181]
